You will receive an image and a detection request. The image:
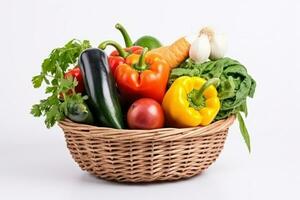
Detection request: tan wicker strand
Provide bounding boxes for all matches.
[58,115,235,182]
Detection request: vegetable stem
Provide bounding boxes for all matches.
[191,78,220,106]
[98,40,129,58]
[133,47,148,71]
[115,23,133,47]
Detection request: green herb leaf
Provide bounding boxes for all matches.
[45,86,56,94]
[32,74,44,88]
[31,39,91,128]
[42,58,51,74]
[31,104,42,117]
[237,112,251,153]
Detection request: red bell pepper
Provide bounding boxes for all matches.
[114,47,170,103]
[99,40,143,74]
[64,66,84,93]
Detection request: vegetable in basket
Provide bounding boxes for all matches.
[202,27,228,61]
[64,99,94,124]
[189,33,211,64]
[64,66,85,93]
[98,40,143,74]
[150,26,228,69]
[31,39,92,128]
[169,57,256,152]
[115,23,162,50]
[115,47,169,103]
[127,98,165,129]
[162,76,220,127]
[79,48,124,129]
[147,36,191,69]
[134,36,162,51]
[189,27,228,64]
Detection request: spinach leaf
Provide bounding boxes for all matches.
[237,112,251,152]
[249,76,256,98]
[218,75,235,100]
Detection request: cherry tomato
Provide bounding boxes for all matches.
[127,98,164,129]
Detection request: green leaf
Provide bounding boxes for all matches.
[249,76,256,98]
[168,68,200,86]
[82,40,91,49]
[235,76,252,103]
[51,79,58,86]
[32,74,44,88]
[60,101,68,115]
[45,86,56,94]
[218,76,235,100]
[208,61,224,78]
[45,104,64,128]
[42,58,51,74]
[237,112,251,153]
[221,97,245,111]
[224,64,248,78]
[59,78,74,92]
[55,65,63,79]
[239,101,248,117]
[31,104,42,117]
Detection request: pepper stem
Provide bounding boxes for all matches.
[115,23,133,47]
[133,47,148,71]
[98,40,129,58]
[190,78,220,107]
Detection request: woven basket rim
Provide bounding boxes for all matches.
[58,115,235,141]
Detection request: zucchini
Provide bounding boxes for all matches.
[79,48,124,129]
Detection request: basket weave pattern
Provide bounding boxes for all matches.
[59,116,235,182]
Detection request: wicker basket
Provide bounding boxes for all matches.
[58,115,235,182]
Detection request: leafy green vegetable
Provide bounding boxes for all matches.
[169,57,256,152]
[31,39,91,128]
[237,112,251,152]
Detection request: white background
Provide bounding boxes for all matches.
[1,0,300,199]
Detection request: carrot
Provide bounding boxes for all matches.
[148,37,191,68]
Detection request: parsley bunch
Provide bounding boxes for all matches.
[31,39,91,128]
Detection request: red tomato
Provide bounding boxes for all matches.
[127,98,165,129]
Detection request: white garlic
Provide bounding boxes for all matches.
[209,33,227,60]
[189,34,211,64]
[199,26,227,60]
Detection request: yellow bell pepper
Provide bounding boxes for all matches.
[162,76,220,127]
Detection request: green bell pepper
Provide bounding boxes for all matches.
[115,23,162,50]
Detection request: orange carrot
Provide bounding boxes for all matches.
[148,37,191,68]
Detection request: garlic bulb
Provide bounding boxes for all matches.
[200,27,228,60]
[189,34,211,64]
[209,33,227,60]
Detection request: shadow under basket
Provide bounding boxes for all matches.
[58,115,235,183]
